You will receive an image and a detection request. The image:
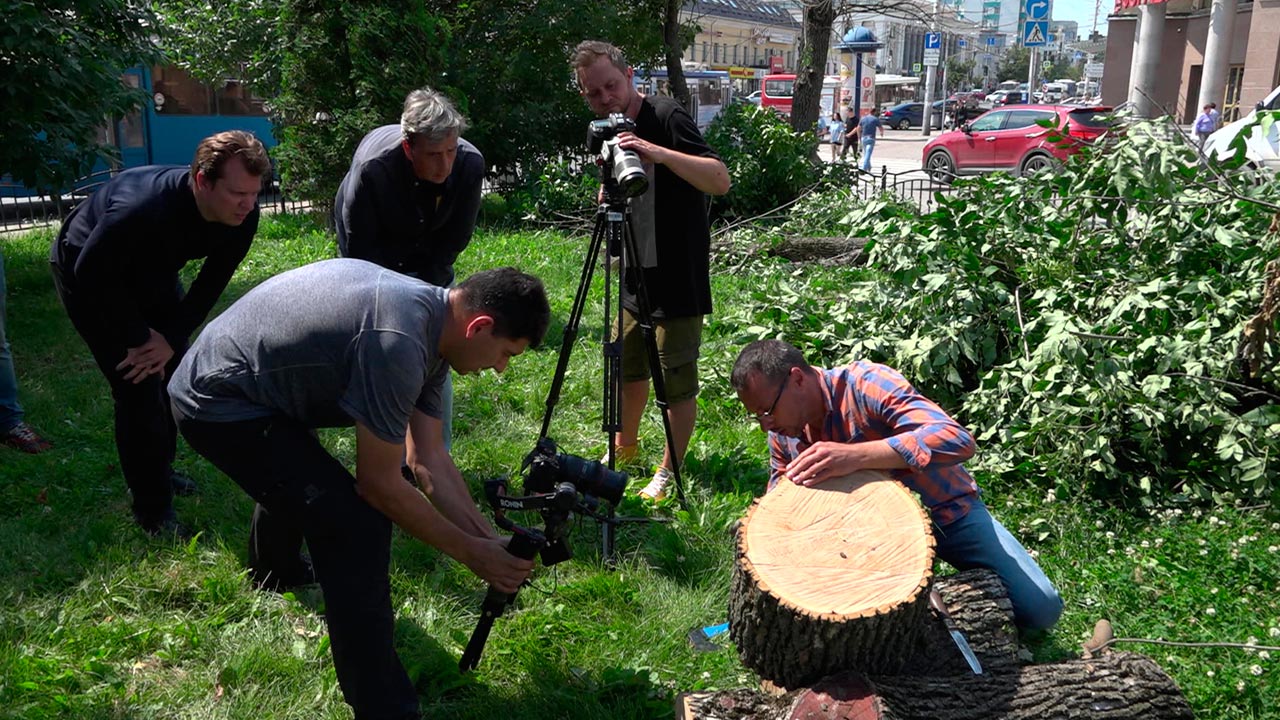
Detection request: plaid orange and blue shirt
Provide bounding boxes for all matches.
[768,361,980,527]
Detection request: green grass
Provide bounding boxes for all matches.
[1,215,1277,718]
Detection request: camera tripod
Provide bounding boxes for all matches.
[536,171,689,563]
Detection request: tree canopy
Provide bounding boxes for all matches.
[1,0,158,189]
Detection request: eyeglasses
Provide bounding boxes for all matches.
[750,375,789,422]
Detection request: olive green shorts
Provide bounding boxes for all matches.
[614,310,703,402]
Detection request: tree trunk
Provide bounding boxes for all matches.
[663,0,691,112]
[900,568,1022,677]
[729,472,936,688]
[679,653,1193,720]
[790,0,836,139]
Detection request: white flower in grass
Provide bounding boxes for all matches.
[1237,680,1246,691]
[1105,531,1115,539]
[1272,522,1280,531]
[1206,607,1216,616]
[1197,538,1207,546]
[1199,549,1209,556]
[1269,627,1280,638]
[1140,540,1150,548]
[1269,546,1278,554]
[1206,669,1215,677]
[1260,651,1271,661]
[1208,516,1220,525]
[1154,537,1165,546]
[1211,587,1219,594]
[1095,520,1105,529]
[1107,548,1116,555]
[1251,665,1263,676]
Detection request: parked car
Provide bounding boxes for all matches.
[987,90,1029,106]
[881,101,944,130]
[921,104,1114,182]
[744,90,763,105]
[1202,84,1280,175]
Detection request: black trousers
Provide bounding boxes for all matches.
[177,415,420,720]
[51,264,182,524]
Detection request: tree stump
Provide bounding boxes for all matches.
[729,471,935,689]
[679,652,1193,720]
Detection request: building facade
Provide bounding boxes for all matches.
[681,0,803,91]
[1103,0,1280,122]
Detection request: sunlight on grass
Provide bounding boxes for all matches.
[0,215,1276,718]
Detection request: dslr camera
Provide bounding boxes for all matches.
[587,113,649,198]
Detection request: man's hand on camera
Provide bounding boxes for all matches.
[615,132,664,164]
[468,537,534,593]
[116,328,174,384]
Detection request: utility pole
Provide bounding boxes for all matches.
[921,0,940,136]
[1027,47,1037,103]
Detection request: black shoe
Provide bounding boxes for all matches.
[136,507,193,540]
[249,554,317,592]
[170,472,198,496]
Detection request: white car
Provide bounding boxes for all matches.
[1202,85,1280,174]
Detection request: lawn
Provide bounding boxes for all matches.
[0,213,1276,719]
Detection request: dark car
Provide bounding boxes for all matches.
[921,104,1114,182]
[881,101,944,131]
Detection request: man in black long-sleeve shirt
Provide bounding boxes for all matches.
[334,88,485,451]
[50,130,270,534]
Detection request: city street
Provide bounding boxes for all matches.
[820,127,937,175]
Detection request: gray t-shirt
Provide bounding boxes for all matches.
[169,258,449,443]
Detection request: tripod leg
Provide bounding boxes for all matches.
[617,210,688,510]
[537,207,609,440]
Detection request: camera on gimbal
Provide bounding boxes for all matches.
[460,438,628,671]
[587,113,649,198]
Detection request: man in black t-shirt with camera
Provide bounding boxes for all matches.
[572,40,731,501]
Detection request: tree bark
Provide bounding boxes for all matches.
[900,569,1022,677]
[790,0,836,140]
[663,0,691,112]
[680,652,1193,720]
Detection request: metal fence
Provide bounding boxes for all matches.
[850,166,956,215]
[1,172,313,235]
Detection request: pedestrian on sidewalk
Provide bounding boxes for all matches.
[828,112,843,162]
[1194,104,1216,153]
[857,111,885,173]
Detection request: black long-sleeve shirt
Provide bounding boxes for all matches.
[332,125,484,287]
[50,166,257,349]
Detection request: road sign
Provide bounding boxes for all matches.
[1084,62,1104,78]
[925,32,942,50]
[924,55,940,67]
[986,37,997,47]
[913,62,922,74]
[958,39,967,47]
[1042,60,1052,71]
[1023,21,1048,47]
[1025,0,1049,20]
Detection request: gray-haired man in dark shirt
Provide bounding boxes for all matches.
[334,88,485,451]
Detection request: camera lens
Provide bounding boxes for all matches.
[557,453,628,505]
[612,149,648,197]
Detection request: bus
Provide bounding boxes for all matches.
[633,68,733,131]
[760,74,845,134]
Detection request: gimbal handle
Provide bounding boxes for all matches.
[458,526,546,672]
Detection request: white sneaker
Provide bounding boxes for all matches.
[637,467,672,501]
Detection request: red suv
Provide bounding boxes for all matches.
[921,104,1113,183]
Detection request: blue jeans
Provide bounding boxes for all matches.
[0,249,24,433]
[934,498,1063,630]
[860,137,876,172]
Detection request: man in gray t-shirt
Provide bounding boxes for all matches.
[168,259,550,720]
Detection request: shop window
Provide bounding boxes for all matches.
[152,65,212,115]
[215,80,268,116]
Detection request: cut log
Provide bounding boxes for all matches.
[679,652,1193,720]
[901,568,1022,677]
[729,471,935,688]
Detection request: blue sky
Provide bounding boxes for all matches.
[1055,0,1109,36]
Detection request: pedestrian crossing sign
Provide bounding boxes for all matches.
[1023,21,1047,47]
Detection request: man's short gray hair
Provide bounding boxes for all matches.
[400,87,468,144]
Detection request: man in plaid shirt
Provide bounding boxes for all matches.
[731,339,1062,630]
